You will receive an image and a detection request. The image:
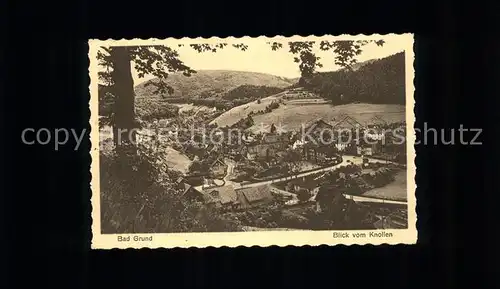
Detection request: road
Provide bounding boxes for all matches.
[195,155,398,192]
[343,194,407,205]
[236,155,394,189]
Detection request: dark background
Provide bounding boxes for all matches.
[2,0,497,288]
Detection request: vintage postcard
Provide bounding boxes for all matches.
[89,34,416,249]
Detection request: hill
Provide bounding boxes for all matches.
[134,70,295,99]
[305,52,405,105]
[130,70,296,120]
[349,58,378,71]
[210,91,287,127]
[245,102,404,133]
[210,52,407,130]
[210,91,405,131]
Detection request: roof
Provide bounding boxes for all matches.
[237,185,274,203]
[204,185,237,205]
[182,183,201,197]
[304,118,333,129]
[261,132,289,144]
[210,158,226,168]
[332,115,363,129]
[366,115,387,126]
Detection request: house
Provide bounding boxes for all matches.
[292,139,307,150]
[228,145,246,159]
[246,143,278,160]
[364,130,385,141]
[246,133,290,161]
[203,185,238,210]
[181,183,204,201]
[158,119,171,128]
[335,143,348,151]
[207,143,223,155]
[356,143,381,156]
[303,118,335,136]
[235,185,275,209]
[366,115,387,128]
[242,133,256,144]
[332,115,362,130]
[209,158,228,178]
[175,176,185,187]
[357,146,373,156]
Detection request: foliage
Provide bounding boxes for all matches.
[303,52,405,105]
[267,39,384,78]
[231,114,254,130]
[98,46,196,94]
[99,149,183,233]
[222,85,284,101]
[279,210,310,228]
[296,189,311,202]
[97,39,386,232]
[265,101,280,112]
[98,40,383,121]
[232,159,263,181]
[135,98,180,121]
[100,127,238,233]
[98,85,114,120]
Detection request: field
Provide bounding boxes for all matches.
[161,147,192,174]
[209,91,286,127]
[210,91,405,131]
[361,170,407,201]
[174,103,214,113]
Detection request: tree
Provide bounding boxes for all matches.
[279,149,302,174]
[296,188,311,202]
[270,123,277,134]
[97,40,384,151]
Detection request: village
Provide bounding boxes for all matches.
[132,88,409,231]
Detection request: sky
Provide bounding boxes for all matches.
[106,35,409,85]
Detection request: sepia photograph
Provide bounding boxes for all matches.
[89,34,416,248]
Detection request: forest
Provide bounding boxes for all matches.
[303,52,405,105]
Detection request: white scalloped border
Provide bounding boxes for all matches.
[88,33,416,249]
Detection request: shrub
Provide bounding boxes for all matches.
[100,149,182,234]
[100,130,228,233]
[279,210,310,228]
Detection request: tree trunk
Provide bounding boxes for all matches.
[109,47,137,151]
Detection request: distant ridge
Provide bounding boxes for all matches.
[134,70,296,99]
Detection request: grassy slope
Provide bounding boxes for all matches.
[361,170,407,201]
[173,103,214,113]
[210,91,405,131]
[134,70,295,99]
[209,91,287,127]
[162,147,192,174]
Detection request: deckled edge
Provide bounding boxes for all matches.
[88,33,409,44]
[410,35,418,243]
[89,36,95,249]
[88,33,417,250]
